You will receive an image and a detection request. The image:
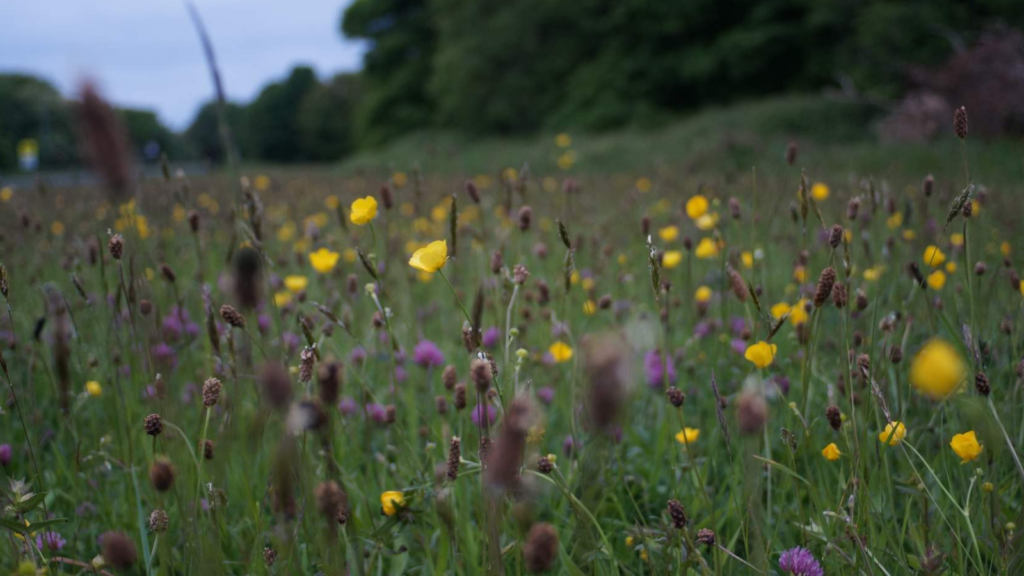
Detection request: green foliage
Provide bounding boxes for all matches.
[0,74,78,169]
[341,0,436,147]
[184,100,250,164]
[246,66,321,162]
[296,73,362,162]
[119,108,184,161]
[344,0,1024,141]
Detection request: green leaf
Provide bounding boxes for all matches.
[15,492,48,513]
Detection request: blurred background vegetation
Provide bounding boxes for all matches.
[2,0,1023,171]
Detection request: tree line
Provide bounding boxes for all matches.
[3,0,1022,170]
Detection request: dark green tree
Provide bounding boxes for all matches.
[297,73,362,161]
[184,101,249,164]
[341,0,435,146]
[0,74,77,170]
[246,66,320,162]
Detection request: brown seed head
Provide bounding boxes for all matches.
[108,234,124,260]
[149,458,175,492]
[814,267,837,307]
[149,509,169,533]
[314,480,348,524]
[260,362,292,409]
[220,304,245,328]
[666,386,685,408]
[513,263,530,285]
[446,436,461,481]
[954,106,968,139]
[299,346,315,383]
[471,358,493,392]
[202,377,222,407]
[523,523,558,573]
[975,371,990,396]
[696,527,716,547]
[317,361,342,404]
[829,224,843,249]
[144,413,163,436]
[667,498,688,529]
[736,390,768,435]
[923,174,934,197]
[454,383,467,410]
[832,283,847,308]
[101,531,138,570]
[826,405,842,431]
[785,141,798,165]
[465,180,481,204]
[537,455,554,474]
[517,206,532,231]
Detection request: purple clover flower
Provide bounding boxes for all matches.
[482,327,501,348]
[413,339,445,368]
[644,350,677,388]
[779,546,823,576]
[36,531,66,552]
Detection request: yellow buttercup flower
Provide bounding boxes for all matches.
[662,250,683,269]
[741,251,754,269]
[380,491,405,516]
[549,341,573,363]
[685,195,708,219]
[350,196,379,225]
[343,248,357,263]
[886,212,903,230]
[910,338,966,399]
[392,172,409,188]
[253,174,271,192]
[675,427,700,445]
[744,341,777,369]
[636,177,652,193]
[51,221,65,236]
[408,240,448,274]
[927,270,946,290]
[770,302,791,319]
[695,286,712,303]
[324,195,340,210]
[788,299,809,325]
[811,182,829,201]
[554,133,571,148]
[583,300,597,315]
[658,225,679,242]
[284,275,309,292]
[792,266,807,283]
[950,233,964,247]
[923,245,946,268]
[1001,241,1011,257]
[821,443,841,461]
[86,381,102,397]
[581,277,596,291]
[863,265,885,281]
[274,291,292,307]
[949,431,983,463]
[694,237,719,259]
[694,212,719,231]
[878,421,907,446]
[0,187,12,202]
[309,248,341,274]
[945,261,957,274]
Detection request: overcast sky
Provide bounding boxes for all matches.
[0,0,364,130]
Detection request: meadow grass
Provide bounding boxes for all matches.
[0,101,1022,575]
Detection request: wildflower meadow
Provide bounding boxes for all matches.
[1,102,1023,576]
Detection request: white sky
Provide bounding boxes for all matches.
[0,0,365,130]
